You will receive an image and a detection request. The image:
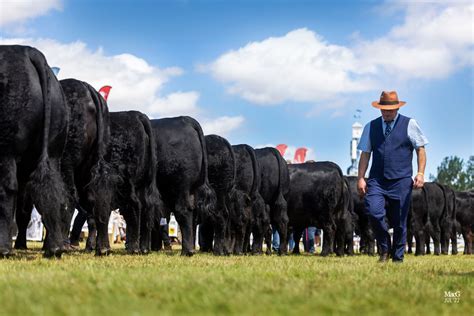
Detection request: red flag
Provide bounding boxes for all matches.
[294,147,308,164]
[276,144,288,157]
[99,85,112,101]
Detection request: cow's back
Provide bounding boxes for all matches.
[233,145,257,195]
[205,135,235,194]
[0,45,67,166]
[152,117,205,199]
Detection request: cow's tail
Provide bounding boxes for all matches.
[224,138,238,221]
[343,177,353,216]
[185,116,216,219]
[28,48,66,211]
[245,145,260,198]
[269,148,289,226]
[83,83,114,225]
[138,112,162,229]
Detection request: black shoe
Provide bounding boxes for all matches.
[378,253,389,263]
[392,259,403,264]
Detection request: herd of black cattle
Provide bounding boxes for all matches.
[0,45,472,259]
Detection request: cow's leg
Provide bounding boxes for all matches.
[94,206,111,256]
[212,196,227,256]
[345,225,354,256]
[451,225,458,255]
[174,195,194,256]
[14,183,32,250]
[440,219,451,255]
[292,227,303,255]
[121,199,141,254]
[139,191,153,254]
[414,228,425,256]
[0,159,17,257]
[264,224,273,255]
[367,227,376,256]
[69,206,87,248]
[461,226,472,255]
[273,195,289,256]
[199,219,213,253]
[432,222,441,255]
[321,222,336,257]
[29,158,67,258]
[335,220,345,257]
[85,216,97,252]
[61,167,77,251]
[251,198,266,255]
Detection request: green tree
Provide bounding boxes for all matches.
[433,155,474,191]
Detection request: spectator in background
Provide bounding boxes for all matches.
[303,227,317,254]
[272,226,280,253]
[151,217,172,251]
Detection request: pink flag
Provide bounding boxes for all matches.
[294,147,308,164]
[98,86,112,101]
[276,144,288,157]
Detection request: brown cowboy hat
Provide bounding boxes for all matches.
[372,91,406,110]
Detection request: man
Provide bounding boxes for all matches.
[357,91,428,263]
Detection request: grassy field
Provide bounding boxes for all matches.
[0,243,472,316]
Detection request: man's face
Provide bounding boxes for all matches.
[381,109,398,122]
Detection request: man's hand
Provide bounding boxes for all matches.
[413,174,424,189]
[357,177,367,197]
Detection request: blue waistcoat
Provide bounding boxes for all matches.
[369,114,414,180]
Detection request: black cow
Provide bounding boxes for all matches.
[423,182,446,255]
[345,176,376,255]
[14,79,111,254]
[104,111,160,254]
[68,111,159,254]
[340,177,355,255]
[438,184,456,255]
[287,162,347,256]
[255,147,289,255]
[199,134,236,255]
[455,191,473,254]
[151,116,215,256]
[0,45,69,257]
[230,144,266,255]
[408,187,428,255]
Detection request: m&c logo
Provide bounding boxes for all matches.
[444,291,461,303]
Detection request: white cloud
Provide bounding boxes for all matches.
[205,28,375,105]
[202,116,245,137]
[356,1,474,80]
[204,1,473,106]
[0,0,62,27]
[0,37,244,136]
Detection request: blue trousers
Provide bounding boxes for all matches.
[272,226,280,251]
[303,227,316,253]
[364,177,413,261]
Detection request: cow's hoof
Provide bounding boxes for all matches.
[14,243,27,250]
[0,248,12,258]
[140,248,150,255]
[95,248,110,256]
[320,252,329,257]
[44,247,62,259]
[233,252,243,256]
[181,250,194,257]
[127,249,140,255]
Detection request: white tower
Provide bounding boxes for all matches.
[347,110,363,176]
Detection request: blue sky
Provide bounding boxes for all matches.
[1,0,472,177]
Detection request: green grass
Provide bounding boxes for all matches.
[0,243,472,316]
